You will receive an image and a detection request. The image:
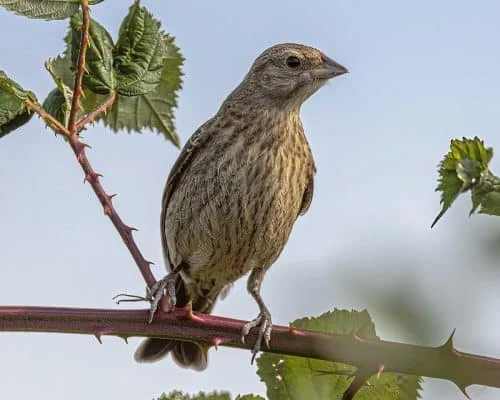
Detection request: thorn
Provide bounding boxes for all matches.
[74,140,88,153]
[109,193,117,200]
[94,333,102,344]
[289,326,306,336]
[145,260,155,266]
[83,172,102,184]
[455,383,471,400]
[124,225,138,233]
[441,329,456,352]
[212,337,222,350]
[376,365,385,379]
[123,336,128,344]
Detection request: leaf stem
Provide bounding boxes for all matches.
[25,99,69,136]
[75,91,116,132]
[67,0,90,134]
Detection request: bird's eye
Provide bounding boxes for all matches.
[286,55,301,68]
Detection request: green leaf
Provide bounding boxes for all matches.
[432,137,493,227]
[257,309,422,400]
[69,12,115,94]
[157,391,231,400]
[0,70,37,137]
[235,396,266,400]
[114,1,167,96]
[93,34,183,145]
[44,58,74,126]
[42,88,67,126]
[50,17,182,145]
[0,0,103,20]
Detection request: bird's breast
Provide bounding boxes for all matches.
[165,110,314,301]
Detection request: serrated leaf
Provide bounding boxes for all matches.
[45,58,73,126]
[0,70,37,137]
[70,12,115,94]
[49,16,182,145]
[96,34,182,145]
[257,309,422,400]
[432,137,493,227]
[0,0,103,20]
[478,191,500,216]
[114,1,167,96]
[46,54,74,88]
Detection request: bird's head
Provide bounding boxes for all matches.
[227,43,348,110]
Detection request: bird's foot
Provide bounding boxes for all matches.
[241,308,272,363]
[113,273,177,323]
[145,273,177,323]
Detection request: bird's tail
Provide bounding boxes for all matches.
[134,277,210,370]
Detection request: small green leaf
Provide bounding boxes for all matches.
[97,34,183,145]
[69,13,115,94]
[42,88,67,125]
[0,0,103,20]
[45,58,74,126]
[0,70,37,137]
[46,54,74,88]
[50,19,182,145]
[257,309,421,400]
[114,1,168,96]
[432,137,493,227]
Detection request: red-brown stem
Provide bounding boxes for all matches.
[67,0,90,134]
[66,132,156,287]
[25,99,70,136]
[75,91,117,132]
[60,1,156,287]
[0,305,498,393]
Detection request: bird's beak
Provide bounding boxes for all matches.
[311,54,349,80]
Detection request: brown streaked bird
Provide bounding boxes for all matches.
[135,43,348,370]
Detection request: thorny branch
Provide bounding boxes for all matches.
[27,0,157,288]
[0,305,498,397]
[67,0,89,134]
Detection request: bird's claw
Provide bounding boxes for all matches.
[147,273,177,323]
[241,309,272,363]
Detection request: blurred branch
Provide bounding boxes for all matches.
[0,305,499,395]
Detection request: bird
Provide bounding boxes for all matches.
[134,43,348,370]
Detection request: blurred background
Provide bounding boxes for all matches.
[1,0,500,399]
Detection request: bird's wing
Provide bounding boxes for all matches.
[298,162,316,216]
[160,119,214,270]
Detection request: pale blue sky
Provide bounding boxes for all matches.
[1,1,500,399]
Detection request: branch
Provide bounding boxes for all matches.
[0,306,498,393]
[67,0,90,133]
[25,99,70,136]
[75,91,116,132]
[39,0,156,288]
